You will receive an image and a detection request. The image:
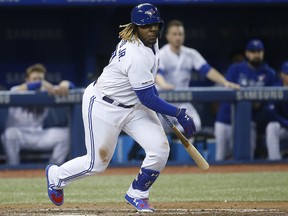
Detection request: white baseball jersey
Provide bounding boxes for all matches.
[2,85,69,165]
[157,44,207,132]
[6,86,49,130]
[158,44,208,87]
[97,39,159,105]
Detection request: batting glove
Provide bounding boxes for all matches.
[176,108,196,137]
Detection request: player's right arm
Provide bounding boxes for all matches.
[125,43,195,137]
[135,86,196,137]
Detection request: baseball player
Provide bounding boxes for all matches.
[45,3,196,212]
[156,19,240,134]
[266,61,288,160]
[1,63,73,165]
[215,39,277,161]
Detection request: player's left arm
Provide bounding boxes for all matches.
[192,49,240,89]
[206,68,240,89]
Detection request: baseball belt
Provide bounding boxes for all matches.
[102,96,134,109]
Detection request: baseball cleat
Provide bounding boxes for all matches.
[125,194,154,212]
[45,164,64,206]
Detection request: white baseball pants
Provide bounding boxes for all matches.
[48,83,169,196]
[266,122,288,160]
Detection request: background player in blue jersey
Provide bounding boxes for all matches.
[266,61,288,160]
[215,39,277,161]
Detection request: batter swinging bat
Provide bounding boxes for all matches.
[161,114,209,171]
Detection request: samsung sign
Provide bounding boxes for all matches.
[236,90,284,101]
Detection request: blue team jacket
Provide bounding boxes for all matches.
[216,60,277,124]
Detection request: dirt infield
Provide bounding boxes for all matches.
[0,164,288,215]
[1,202,288,216]
[1,163,288,178]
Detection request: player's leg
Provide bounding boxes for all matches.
[45,84,124,206]
[45,117,120,206]
[123,106,169,212]
[1,127,24,165]
[51,119,120,185]
[39,127,70,165]
[250,122,257,159]
[47,98,122,189]
[215,122,232,161]
[280,127,288,158]
[266,122,281,160]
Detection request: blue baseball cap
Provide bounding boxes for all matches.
[246,39,264,51]
[281,61,288,74]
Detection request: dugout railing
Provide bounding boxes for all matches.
[0,87,287,168]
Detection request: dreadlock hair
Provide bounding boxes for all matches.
[119,23,140,44]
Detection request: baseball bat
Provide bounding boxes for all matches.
[161,114,209,171]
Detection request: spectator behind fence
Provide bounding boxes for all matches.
[215,39,277,161]
[1,63,74,165]
[156,19,240,134]
[266,61,288,160]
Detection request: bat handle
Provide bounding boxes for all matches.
[161,114,174,128]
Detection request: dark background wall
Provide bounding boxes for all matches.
[0,3,288,88]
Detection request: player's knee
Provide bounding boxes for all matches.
[156,139,170,160]
[146,141,170,171]
[159,151,169,167]
[56,128,69,140]
[146,153,168,171]
[3,127,21,142]
[266,122,280,134]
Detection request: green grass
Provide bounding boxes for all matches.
[0,172,287,204]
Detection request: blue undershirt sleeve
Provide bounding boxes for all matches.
[157,68,165,76]
[198,63,212,77]
[69,81,76,89]
[135,86,178,117]
[27,81,42,90]
[152,85,159,96]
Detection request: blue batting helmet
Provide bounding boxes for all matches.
[131,3,164,37]
[131,3,163,26]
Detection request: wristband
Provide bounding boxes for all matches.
[27,81,41,90]
[69,81,75,89]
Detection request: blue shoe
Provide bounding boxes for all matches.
[45,164,64,206]
[125,194,154,212]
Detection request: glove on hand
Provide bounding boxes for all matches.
[176,108,196,137]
